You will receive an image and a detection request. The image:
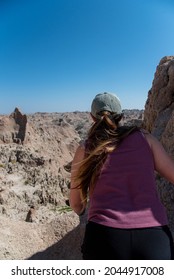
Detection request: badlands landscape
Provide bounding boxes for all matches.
[0,56,174,259]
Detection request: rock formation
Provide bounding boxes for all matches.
[143,56,174,236]
[0,107,30,144]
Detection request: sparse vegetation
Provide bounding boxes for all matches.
[52,205,72,214]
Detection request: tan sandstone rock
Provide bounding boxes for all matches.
[143,56,174,237]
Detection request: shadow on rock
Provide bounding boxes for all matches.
[27,224,85,260]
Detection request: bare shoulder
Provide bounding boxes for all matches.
[140,130,174,183]
[75,142,85,155]
[72,143,86,165]
[140,129,154,148]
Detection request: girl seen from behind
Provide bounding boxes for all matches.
[70,92,174,260]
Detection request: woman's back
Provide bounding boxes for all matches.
[88,130,168,228]
[70,92,174,259]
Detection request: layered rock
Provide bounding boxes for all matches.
[0,107,31,144]
[143,56,174,236]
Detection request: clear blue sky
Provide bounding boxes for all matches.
[0,0,174,114]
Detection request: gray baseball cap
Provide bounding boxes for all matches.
[91,92,122,119]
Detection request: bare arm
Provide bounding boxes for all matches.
[145,133,174,184]
[69,144,86,215]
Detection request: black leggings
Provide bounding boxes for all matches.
[81,221,174,260]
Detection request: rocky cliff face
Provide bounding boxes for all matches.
[143,56,174,235]
[0,107,30,144]
[0,111,89,223]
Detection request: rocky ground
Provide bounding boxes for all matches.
[0,56,174,260]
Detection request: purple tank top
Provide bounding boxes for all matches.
[88,131,168,228]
